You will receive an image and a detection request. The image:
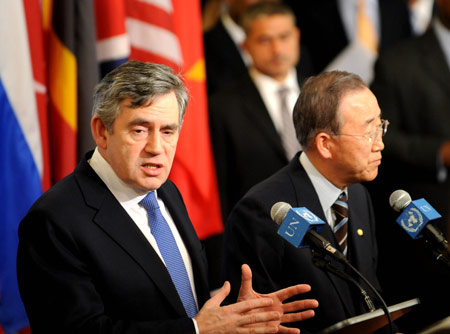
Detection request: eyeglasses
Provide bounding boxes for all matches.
[331,119,389,144]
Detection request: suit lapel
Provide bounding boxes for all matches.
[75,157,187,316]
[239,75,288,161]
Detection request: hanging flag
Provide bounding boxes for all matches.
[94,0,130,78]
[170,0,223,239]
[0,0,47,331]
[43,0,99,183]
[95,0,223,239]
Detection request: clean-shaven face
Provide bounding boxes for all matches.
[244,14,300,81]
[103,92,180,193]
[329,87,384,188]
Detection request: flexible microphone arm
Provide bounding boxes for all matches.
[308,232,394,332]
[422,225,450,267]
[343,258,394,334]
[312,251,376,312]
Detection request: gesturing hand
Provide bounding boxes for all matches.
[237,264,319,334]
[195,280,283,334]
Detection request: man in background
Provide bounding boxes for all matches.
[209,2,307,221]
[203,0,312,95]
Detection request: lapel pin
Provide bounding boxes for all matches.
[357,229,364,236]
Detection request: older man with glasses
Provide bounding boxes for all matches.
[222,70,399,333]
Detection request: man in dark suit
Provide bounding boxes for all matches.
[223,71,396,333]
[203,0,313,95]
[16,61,318,334]
[209,2,306,221]
[366,0,450,330]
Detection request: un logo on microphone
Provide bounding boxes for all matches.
[396,199,441,239]
[278,207,325,248]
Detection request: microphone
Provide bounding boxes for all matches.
[389,190,450,252]
[270,202,346,263]
[272,202,395,332]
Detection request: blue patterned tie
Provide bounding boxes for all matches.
[332,192,349,256]
[140,191,198,318]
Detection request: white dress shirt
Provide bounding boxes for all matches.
[250,67,300,135]
[88,148,199,308]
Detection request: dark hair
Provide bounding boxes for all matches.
[241,1,296,34]
[92,60,189,132]
[293,71,367,150]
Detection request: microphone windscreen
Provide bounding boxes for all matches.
[270,202,291,225]
[389,189,412,212]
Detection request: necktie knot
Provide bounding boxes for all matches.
[140,191,159,212]
[278,86,289,99]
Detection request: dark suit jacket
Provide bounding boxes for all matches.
[203,19,248,96]
[367,27,450,331]
[209,73,307,221]
[17,151,210,334]
[285,0,412,74]
[222,154,384,333]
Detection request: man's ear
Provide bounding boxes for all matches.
[91,115,108,149]
[315,132,334,159]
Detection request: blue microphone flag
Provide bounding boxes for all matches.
[396,198,442,239]
[277,207,325,248]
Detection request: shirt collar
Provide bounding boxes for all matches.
[249,67,299,94]
[89,147,151,208]
[299,152,347,213]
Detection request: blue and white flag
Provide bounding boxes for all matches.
[0,1,44,332]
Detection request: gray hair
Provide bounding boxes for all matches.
[92,60,189,132]
[293,71,367,150]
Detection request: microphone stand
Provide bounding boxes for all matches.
[311,249,395,334]
[423,227,450,270]
[312,251,376,312]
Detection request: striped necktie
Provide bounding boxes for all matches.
[332,192,349,256]
[140,191,198,318]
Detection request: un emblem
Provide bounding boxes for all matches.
[400,207,424,233]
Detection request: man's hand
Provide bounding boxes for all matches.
[237,264,319,334]
[195,280,282,333]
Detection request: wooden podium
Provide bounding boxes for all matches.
[320,298,420,334]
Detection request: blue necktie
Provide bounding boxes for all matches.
[140,191,198,318]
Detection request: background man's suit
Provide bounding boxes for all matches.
[17,151,210,334]
[222,154,384,333]
[203,19,248,95]
[367,26,450,331]
[209,73,305,221]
